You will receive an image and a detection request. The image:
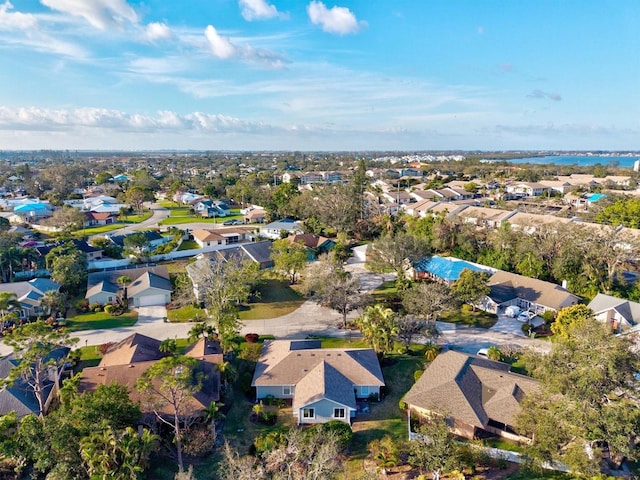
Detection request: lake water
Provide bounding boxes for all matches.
[505,155,640,168]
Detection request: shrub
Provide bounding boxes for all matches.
[461,304,473,313]
[308,420,353,450]
[413,370,424,383]
[254,431,287,455]
[90,302,103,313]
[75,299,90,313]
[244,333,259,343]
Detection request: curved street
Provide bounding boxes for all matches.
[0,259,550,357]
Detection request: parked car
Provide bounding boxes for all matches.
[476,347,489,358]
[222,219,241,225]
[517,311,536,323]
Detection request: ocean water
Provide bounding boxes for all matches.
[505,155,640,168]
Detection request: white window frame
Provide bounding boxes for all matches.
[333,408,346,419]
[283,386,291,396]
[302,408,315,419]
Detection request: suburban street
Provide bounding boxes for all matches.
[0,258,551,357]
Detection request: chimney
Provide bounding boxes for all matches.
[561,280,568,289]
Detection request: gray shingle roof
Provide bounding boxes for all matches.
[487,270,579,311]
[588,293,640,327]
[404,351,538,429]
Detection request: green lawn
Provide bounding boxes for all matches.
[371,280,398,302]
[74,224,124,236]
[440,308,499,328]
[167,304,206,323]
[66,309,138,332]
[177,239,199,251]
[238,279,305,320]
[123,211,153,223]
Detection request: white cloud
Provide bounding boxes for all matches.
[0,1,37,30]
[145,22,172,42]
[204,24,287,68]
[239,0,280,21]
[40,0,138,30]
[526,89,562,101]
[307,1,363,35]
[204,25,237,59]
[0,105,277,134]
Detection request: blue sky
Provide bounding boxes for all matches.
[0,0,638,151]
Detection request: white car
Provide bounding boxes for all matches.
[517,311,536,322]
[476,347,490,358]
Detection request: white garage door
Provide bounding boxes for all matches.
[137,294,167,307]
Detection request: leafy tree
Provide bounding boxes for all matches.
[357,304,399,356]
[368,435,400,470]
[402,282,457,324]
[550,304,595,339]
[159,338,178,355]
[4,320,77,417]
[596,197,640,228]
[43,207,86,235]
[136,355,204,473]
[486,345,503,361]
[94,171,112,185]
[271,182,300,218]
[270,238,308,285]
[517,317,640,472]
[367,232,430,289]
[450,269,490,311]
[123,232,150,256]
[187,255,258,329]
[395,316,434,348]
[49,250,87,295]
[303,257,371,327]
[408,415,460,480]
[90,236,123,259]
[125,186,152,215]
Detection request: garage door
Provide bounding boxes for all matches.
[137,294,167,307]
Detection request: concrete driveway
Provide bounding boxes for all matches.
[136,306,169,326]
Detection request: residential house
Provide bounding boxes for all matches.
[85,266,172,307]
[457,206,517,229]
[192,229,227,248]
[410,256,494,285]
[588,293,640,333]
[380,190,414,205]
[506,211,576,234]
[10,203,53,223]
[300,172,324,185]
[36,239,103,263]
[173,191,203,205]
[187,241,274,300]
[399,167,423,178]
[252,340,385,425]
[321,171,346,183]
[0,347,71,418]
[482,270,580,315]
[402,199,439,218]
[79,333,221,419]
[0,278,61,319]
[194,200,230,218]
[259,219,304,240]
[108,230,169,251]
[243,208,267,224]
[505,182,549,197]
[285,234,336,260]
[404,350,539,442]
[539,180,573,195]
[84,211,117,227]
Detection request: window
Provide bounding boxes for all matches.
[107,297,113,302]
[333,408,345,418]
[302,408,315,419]
[283,386,291,396]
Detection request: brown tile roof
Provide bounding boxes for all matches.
[100,333,166,366]
[404,351,538,429]
[192,229,225,243]
[286,233,331,249]
[252,340,384,389]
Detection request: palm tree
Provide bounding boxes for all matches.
[0,247,22,283]
[486,345,503,361]
[0,292,20,333]
[357,304,399,356]
[202,401,225,442]
[424,342,440,362]
[159,338,177,355]
[39,290,66,318]
[215,360,238,391]
[116,275,132,304]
